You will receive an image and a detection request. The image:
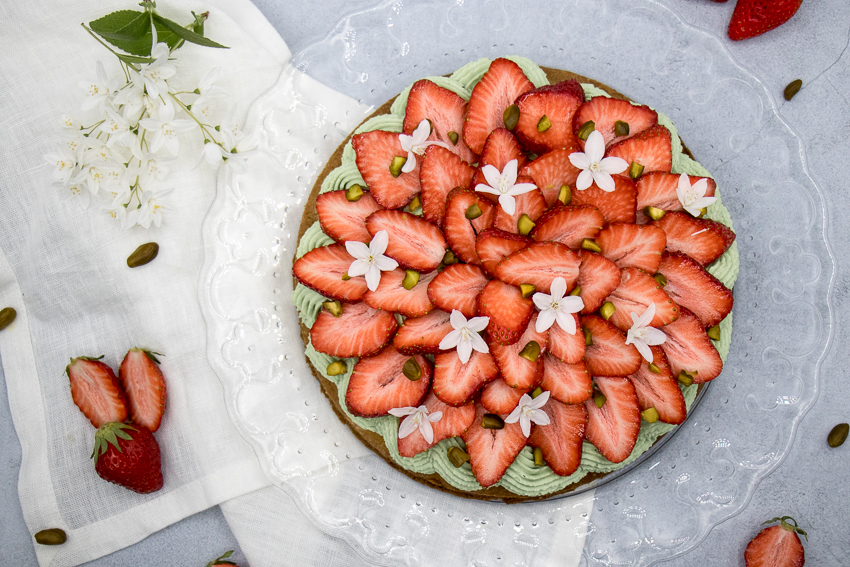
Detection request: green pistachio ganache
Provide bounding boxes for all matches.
[292,57,740,496]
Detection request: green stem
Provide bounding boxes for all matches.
[80,24,140,72]
[168,92,223,147]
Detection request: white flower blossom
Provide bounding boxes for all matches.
[505,391,551,437]
[676,173,717,217]
[138,100,196,155]
[58,131,86,161]
[532,277,584,333]
[112,80,146,123]
[388,405,443,444]
[196,141,227,168]
[136,186,174,229]
[59,180,92,209]
[137,31,176,98]
[71,160,123,196]
[624,303,667,363]
[193,67,226,110]
[79,61,114,111]
[99,107,135,148]
[345,230,398,291]
[398,119,449,173]
[61,114,80,130]
[44,146,78,185]
[438,309,490,364]
[474,159,537,215]
[568,130,629,192]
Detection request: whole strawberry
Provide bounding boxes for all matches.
[206,550,239,567]
[92,422,163,494]
[728,0,803,41]
[118,348,167,432]
[745,516,807,567]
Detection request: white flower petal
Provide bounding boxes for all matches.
[470,332,490,354]
[399,134,414,153]
[633,339,654,363]
[585,130,606,163]
[568,151,591,170]
[365,265,381,291]
[507,182,537,197]
[398,415,420,439]
[389,407,416,417]
[427,411,443,423]
[529,390,550,409]
[369,230,390,256]
[347,258,369,278]
[637,303,656,327]
[466,316,490,333]
[559,295,585,313]
[642,326,667,345]
[401,151,417,173]
[576,169,594,191]
[457,338,473,364]
[592,171,616,193]
[439,329,462,351]
[550,277,567,301]
[419,418,435,444]
[535,308,556,333]
[505,405,522,424]
[498,193,516,215]
[413,119,431,143]
[519,414,531,437]
[502,159,519,184]
[450,309,468,330]
[374,255,399,272]
[533,292,553,311]
[475,184,501,196]
[683,204,703,217]
[599,156,629,175]
[690,196,718,210]
[345,240,370,260]
[481,164,503,188]
[530,409,550,427]
[555,310,577,334]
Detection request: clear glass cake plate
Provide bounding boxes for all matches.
[198,0,835,564]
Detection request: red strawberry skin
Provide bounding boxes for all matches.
[475,228,532,277]
[315,189,382,244]
[432,350,499,406]
[118,348,167,432]
[427,263,490,319]
[477,280,534,345]
[605,267,679,332]
[67,357,128,429]
[93,422,163,494]
[444,188,497,265]
[729,0,803,41]
[403,79,477,163]
[571,174,638,225]
[345,347,432,417]
[661,307,723,383]
[364,268,436,318]
[605,124,672,175]
[584,376,641,463]
[397,392,476,457]
[393,309,454,355]
[652,211,736,266]
[494,241,581,294]
[657,252,733,328]
[419,145,475,228]
[573,96,659,150]
[352,129,420,210]
[744,524,805,567]
[366,209,447,273]
[582,315,642,377]
[462,403,528,487]
[628,346,686,425]
[597,223,667,273]
[541,354,592,404]
[310,302,398,358]
[293,244,368,302]
[528,399,587,476]
[514,79,585,154]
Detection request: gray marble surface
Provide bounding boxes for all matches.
[2,0,849,565]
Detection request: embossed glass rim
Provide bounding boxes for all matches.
[198,0,836,565]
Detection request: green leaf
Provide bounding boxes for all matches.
[89,12,181,56]
[89,10,149,43]
[116,53,155,65]
[152,13,228,49]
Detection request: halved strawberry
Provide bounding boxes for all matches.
[584,376,641,463]
[635,173,716,223]
[463,58,535,155]
[605,267,679,332]
[427,263,490,319]
[118,348,167,432]
[582,315,642,377]
[493,184,548,234]
[628,346,686,425]
[541,354,592,404]
[657,252,733,328]
[480,378,528,414]
[547,315,586,364]
[597,223,667,273]
[66,356,128,428]
[462,403,528,487]
[576,250,620,314]
[573,97,658,149]
[494,242,580,294]
[293,244,369,302]
[346,346,432,417]
[531,205,605,248]
[315,189,383,244]
[432,350,499,406]
[310,301,398,358]
[444,188,497,265]
[514,79,585,154]
[527,399,587,476]
[352,129,420,210]
[419,145,476,228]
[605,124,672,175]
[477,280,534,345]
[744,517,807,567]
[403,79,477,163]
[475,228,532,277]
[660,307,723,383]
[492,312,548,389]
[571,174,637,224]
[652,211,736,266]
[364,268,437,318]
[366,209,447,273]
[472,128,527,190]
[398,393,476,457]
[520,146,582,206]
[393,309,453,355]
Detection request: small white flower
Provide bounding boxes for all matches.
[44,146,78,185]
[196,141,227,168]
[438,309,490,364]
[474,159,537,215]
[58,131,86,161]
[194,67,226,109]
[676,173,717,217]
[79,61,114,111]
[138,101,196,155]
[71,161,123,196]
[388,405,443,444]
[219,109,259,162]
[137,34,176,98]
[99,107,134,149]
[345,230,398,291]
[532,277,584,333]
[625,303,667,363]
[398,119,449,173]
[568,130,629,192]
[136,186,174,229]
[59,180,92,209]
[103,188,138,229]
[61,114,80,130]
[505,391,551,437]
[112,80,146,123]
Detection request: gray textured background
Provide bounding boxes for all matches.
[2,0,849,565]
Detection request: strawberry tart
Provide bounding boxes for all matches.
[291,57,738,501]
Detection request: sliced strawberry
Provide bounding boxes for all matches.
[463,58,534,155]
[582,315,642,377]
[393,309,453,355]
[605,124,672,175]
[657,252,734,328]
[492,312,548,389]
[433,350,499,406]
[419,145,476,228]
[635,172,716,223]
[475,228,532,277]
[531,205,605,248]
[547,314,586,364]
[352,129,420,210]
[403,79,477,163]
[462,403,528,487]
[346,347,432,418]
[293,244,368,302]
[652,211,736,266]
[584,376,641,463]
[660,307,723,383]
[571,174,637,224]
[444,188,497,265]
[597,223,667,273]
[398,393,476,457]
[576,250,620,314]
[520,146,582,206]
[364,268,437,318]
[628,346,686,425]
[514,79,585,154]
[744,520,806,567]
[573,97,658,149]
[472,128,527,190]
[480,379,528,414]
[477,280,534,345]
[310,302,398,358]
[541,354,592,404]
[493,184,548,235]
[66,356,128,428]
[605,267,679,332]
[366,209,447,273]
[118,348,167,432]
[527,399,587,476]
[315,189,383,244]
[495,241,580,294]
[427,263,490,319]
